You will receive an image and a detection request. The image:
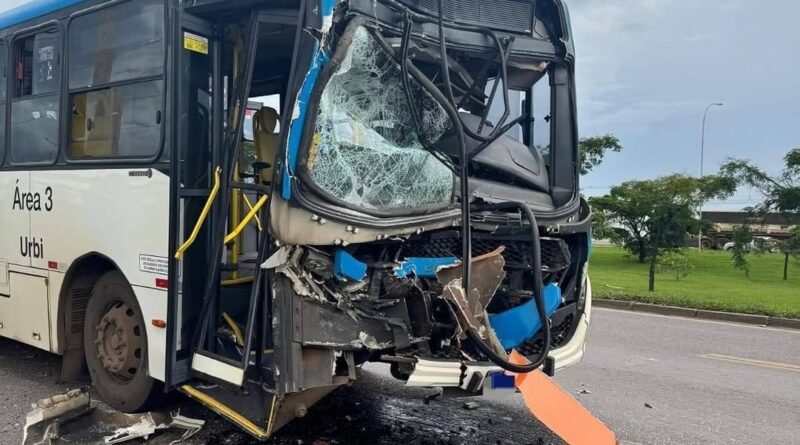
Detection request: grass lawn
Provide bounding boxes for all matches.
[589,246,800,319]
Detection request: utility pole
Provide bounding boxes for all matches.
[698,102,724,251]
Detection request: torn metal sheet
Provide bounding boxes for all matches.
[261,245,293,269]
[263,246,327,301]
[352,331,393,350]
[22,389,204,445]
[437,247,507,357]
[23,388,91,445]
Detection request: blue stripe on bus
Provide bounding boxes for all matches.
[281,0,336,200]
[281,46,329,200]
[0,0,89,30]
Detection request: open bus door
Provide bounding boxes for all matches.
[165,5,325,438]
[165,6,219,391]
[167,4,265,386]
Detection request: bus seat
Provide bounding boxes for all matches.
[70,91,116,158]
[253,107,280,183]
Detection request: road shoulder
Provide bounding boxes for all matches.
[593,299,800,329]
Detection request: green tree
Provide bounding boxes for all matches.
[721,147,800,279]
[579,134,623,175]
[658,250,695,281]
[730,225,754,277]
[590,174,736,291]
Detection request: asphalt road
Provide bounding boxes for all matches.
[554,308,800,445]
[1,308,798,444]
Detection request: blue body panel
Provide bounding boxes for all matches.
[281,0,336,200]
[0,0,88,31]
[488,283,562,350]
[281,47,329,200]
[394,257,459,279]
[333,250,368,282]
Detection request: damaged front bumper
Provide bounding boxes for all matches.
[264,207,592,397]
[406,277,592,391]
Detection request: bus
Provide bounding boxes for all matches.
[0,0,591,438]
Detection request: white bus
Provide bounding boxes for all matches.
[0,0,592,438]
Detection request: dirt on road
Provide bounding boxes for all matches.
[0,337,562,445]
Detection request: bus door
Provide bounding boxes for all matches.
[168,10,269,391]
[166,10,217,389]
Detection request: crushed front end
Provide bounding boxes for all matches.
[268,0,590,401]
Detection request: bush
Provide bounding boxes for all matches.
[657,251,695,281]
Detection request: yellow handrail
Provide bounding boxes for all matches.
[242,193,263,231]
[175,167,222,260]
[221,276,254,286]
[222,312,244,347]
[224,194,268,245]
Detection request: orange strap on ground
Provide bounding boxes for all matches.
[509,350,616,445]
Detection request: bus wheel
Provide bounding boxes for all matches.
[84,271,159,412]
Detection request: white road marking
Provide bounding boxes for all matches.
[698,353,800,373]
[595,307,800,334]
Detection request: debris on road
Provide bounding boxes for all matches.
[422,391,441,405]
[22,389,204,445]
[644,403,654,409]
[23,388,91,445]
[105,412,204,444]
[462,401,480,410]
[105,413,163,444]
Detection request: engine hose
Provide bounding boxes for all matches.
[467,201,552,374]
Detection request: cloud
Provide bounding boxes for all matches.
[570,0,744,135]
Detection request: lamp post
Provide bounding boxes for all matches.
[698,102,724,251]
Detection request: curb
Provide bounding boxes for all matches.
[593,299,800,329]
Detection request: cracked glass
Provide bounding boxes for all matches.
[306,26,454,211]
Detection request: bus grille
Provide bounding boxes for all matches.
[403,236,571,273]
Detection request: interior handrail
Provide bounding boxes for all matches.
[224,194,268,245]
[175,167,222,260]
[242,193,263,231]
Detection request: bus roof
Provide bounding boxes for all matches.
[0,0,88,31]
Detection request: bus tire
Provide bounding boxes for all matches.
[83,271,160,412]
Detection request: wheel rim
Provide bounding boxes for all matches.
[94,301,144,382]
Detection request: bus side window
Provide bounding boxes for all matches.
[67,0,165,160]
[8,30,60,165]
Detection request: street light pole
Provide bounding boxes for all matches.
[698,102,724,251]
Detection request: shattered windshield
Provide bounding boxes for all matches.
[305,26,454,211]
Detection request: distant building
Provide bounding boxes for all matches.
[702,211,798,248]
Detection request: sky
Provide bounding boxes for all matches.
[2,0,798,210]
[568,0,800,209]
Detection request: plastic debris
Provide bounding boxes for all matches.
[333,250,368,281]
[22,389,204,445]
[394,257,459,279]
[462,401,480,410]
